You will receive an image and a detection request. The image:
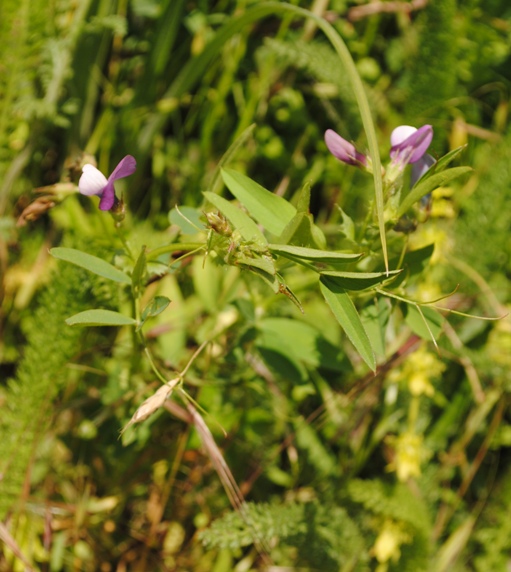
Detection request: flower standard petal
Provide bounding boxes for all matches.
[79,165,108,197]
[325,129,367,167]
[99,155,137,211]
[390,125,433,165]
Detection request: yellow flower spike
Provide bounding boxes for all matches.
[397,432,422,481]
[372,519,412,565]
[409,372,435,397]
[387,432,423,481]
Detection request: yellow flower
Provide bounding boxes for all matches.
[390,345,445,397]
[409,372,435,397]
[372,519,412,564]
[387,432,423,481]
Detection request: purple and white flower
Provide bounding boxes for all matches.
[79,155,137,211]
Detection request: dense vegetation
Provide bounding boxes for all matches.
[1,0,511,570]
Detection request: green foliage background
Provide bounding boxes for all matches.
[1,0,511,570]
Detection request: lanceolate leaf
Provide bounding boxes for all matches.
[131,246,147,292]
[420,146,467,184]
[269,244,362,264]
[236,255,276,276]
[203,191,267,246]
[320,269,401,291]
[320,278,376,371]
[397,167,472,217]
[65,309,137,327]
[221,168,296,236]
[405,304,444,343]
[50,247,131,284]
[141,296,171,322]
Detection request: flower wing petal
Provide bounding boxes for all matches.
[100,156,136,211]
[99,181,116,211]
[108,155,137,182]
[78,165,108,196]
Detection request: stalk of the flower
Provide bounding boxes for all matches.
[408,395,420,433]
[115,223,134,258]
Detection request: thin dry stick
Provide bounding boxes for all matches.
[182,400,272,564]
[433,397,505,540]
[348,0,428,22]
[0,522,34,572]
[442,321,485,404]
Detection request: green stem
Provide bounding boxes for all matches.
[115,223,134,258]
[146,242,204,261]
[143,346,169,385]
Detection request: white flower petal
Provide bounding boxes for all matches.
[78,164,108,196]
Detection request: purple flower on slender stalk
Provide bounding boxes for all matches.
[390,125,434,185]
[79,155,137,211]
[325,129,368,168]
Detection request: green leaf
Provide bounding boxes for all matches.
[361,299,391,357]
[405,304,444,342]
[245,266,280,294]
[236,254,276,276]
[402,243,435,275]
[320,269,401,291]
[65,309,137,327]
[420,146,467,184]
[277,212,312,246]
[256,317,344,371]
[141,296,171,322]
[320,277,376,371]
[296,181,311,213]
[337,206,356,242]
[169,206,205,234]
[269,243,362,264]
[388,244,435,289]
[50,247,131,284]
[203,191,267,246]
[221,168,296,236]
[131,246,147,292]
[397,166,472,217]
[276,210,327,249]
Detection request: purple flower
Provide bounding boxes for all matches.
[390,125,433,164]
[390,125,434,186]
[79,155,137,211]
[325,129,368,168]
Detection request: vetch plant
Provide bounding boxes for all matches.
[5,2,510,570]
